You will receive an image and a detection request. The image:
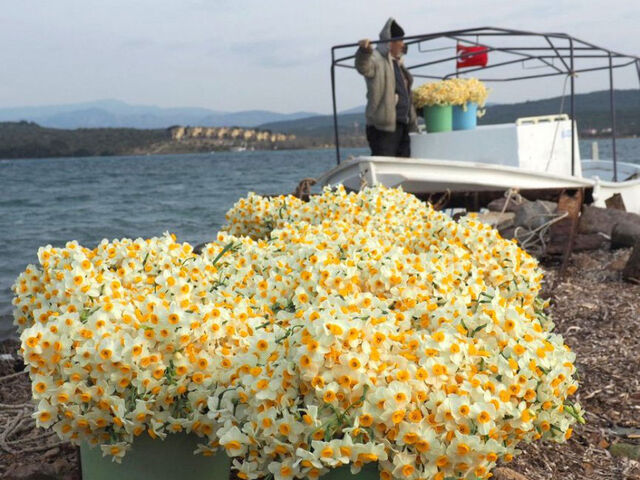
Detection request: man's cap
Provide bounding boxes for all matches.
[390,20,405,39]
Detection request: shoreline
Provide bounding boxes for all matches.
[0,121,364,159]
[1,134,637,163]
[0,144,368,162]
[0,120,367,161]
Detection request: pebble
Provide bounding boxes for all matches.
[609,442,640,460]
[43,447,60,459]
[493,467,531,480]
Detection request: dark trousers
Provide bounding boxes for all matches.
[366,123,410,157]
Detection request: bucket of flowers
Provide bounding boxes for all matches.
[13,233,234,479]
[448,78,489,130]
[14,185,583,480]
[412,81,456,133]
[413,78,489,132]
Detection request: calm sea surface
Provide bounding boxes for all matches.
[1,139,639,339]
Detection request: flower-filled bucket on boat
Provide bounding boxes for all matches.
[414,78,488,133]
[423,104,453,133]
[452,102,478,130]
[80,433,231,480]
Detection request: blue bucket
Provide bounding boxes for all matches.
[452,102,478,130]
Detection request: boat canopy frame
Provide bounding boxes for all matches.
[330,26,640,181]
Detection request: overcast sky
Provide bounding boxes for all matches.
[1,0,639,113]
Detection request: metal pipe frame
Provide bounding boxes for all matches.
[330,49,340,165]
[446,34,565,74]
[570,37,575,176]
[329,27,640,166]
[609,54,618,181]
[454,59,638,82]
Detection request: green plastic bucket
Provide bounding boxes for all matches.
[424,104,453,133]
[319,463,379,480]
[80,433,231,480]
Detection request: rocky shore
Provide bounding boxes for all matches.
[0,248,639,479]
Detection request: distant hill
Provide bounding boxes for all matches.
[339,105,366,115]
[0,121,166,158]
[0,99,319,129]
[0,122,311,160]
[259,89,640,140]
[259,112,366,143]
[480,89,640,135]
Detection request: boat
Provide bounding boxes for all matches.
[318,27,640,213]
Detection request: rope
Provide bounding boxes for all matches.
[544,73,573,172]
[514,211,569,256]
[0,370,28,382]
[499,188,523,215]
[0,369,70,456]
[0,402,32,409]
[0,408,28,454]
[0,404,69,455]
[6,428,56,445]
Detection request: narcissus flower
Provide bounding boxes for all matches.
[13,185,581,478]
[413,77,489,109]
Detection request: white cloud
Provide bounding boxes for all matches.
[0,0,638,112]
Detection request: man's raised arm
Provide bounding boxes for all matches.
[355,39,376,78]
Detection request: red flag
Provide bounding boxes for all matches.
[457,44,489,69]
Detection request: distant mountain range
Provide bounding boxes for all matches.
[1,88,639,160]
[0,99,321,129]
[1,88,638,139]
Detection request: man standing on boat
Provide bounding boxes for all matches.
[356,18,417,157]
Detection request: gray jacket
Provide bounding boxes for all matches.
[355,18,418,132]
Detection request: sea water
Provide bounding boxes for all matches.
[1,139,639,339]
[0,148,360,339]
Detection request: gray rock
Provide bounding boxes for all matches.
[192,242,207,255]
[609,441,640,460]
[514,200,557,230]
[474,211,515,230]
[487,196,528,213]
[498,225,519,240]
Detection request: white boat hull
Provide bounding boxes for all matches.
[317,156,640,214]
[586,160,640,213]
[318,119,640,213]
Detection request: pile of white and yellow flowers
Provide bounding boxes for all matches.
[13,185,582,480]
[412,78,489,110]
